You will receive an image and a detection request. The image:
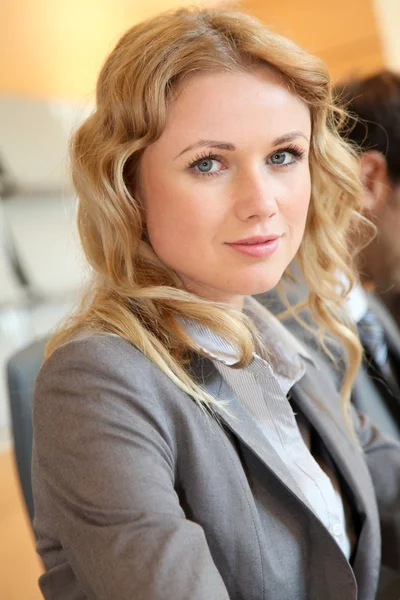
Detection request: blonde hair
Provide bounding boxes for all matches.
[47,7,367,426]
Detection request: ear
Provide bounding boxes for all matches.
[359,150,392,215]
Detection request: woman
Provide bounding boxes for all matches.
[32,7,400,600]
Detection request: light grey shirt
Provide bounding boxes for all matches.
[345,281,369,324]
[183,297,353,558]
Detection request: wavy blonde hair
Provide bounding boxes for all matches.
[47,7,367,427]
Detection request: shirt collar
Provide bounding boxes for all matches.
[335,270,369,323]
[345,282,369,323]
[180,296,314,378]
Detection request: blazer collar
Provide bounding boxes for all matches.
[189,354,311,508]
[180,296,314,372]
[291,362,379,520]
[190,353,379,527]
[292,362,381,593]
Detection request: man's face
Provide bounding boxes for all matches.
[373,184,400,293]
[361,178,400,296]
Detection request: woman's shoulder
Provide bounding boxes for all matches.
[39,333,149,376]
[32,334,185,506]
[34,333,184,424]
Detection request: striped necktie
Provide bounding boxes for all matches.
[357,309,388,368]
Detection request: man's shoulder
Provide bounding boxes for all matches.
[368,294,400,352]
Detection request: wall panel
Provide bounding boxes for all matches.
[241,0,385,81]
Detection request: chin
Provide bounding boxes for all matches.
[232,273,284,297]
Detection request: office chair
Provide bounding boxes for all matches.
[6,339,46,523]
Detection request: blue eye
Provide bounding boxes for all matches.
[188,154,222,176]
[269,151,294,165]
[268,145,305,166]
[196,158,218,173]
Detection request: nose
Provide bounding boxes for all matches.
[233,167,278,222]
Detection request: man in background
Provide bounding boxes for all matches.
[339,70,400,326]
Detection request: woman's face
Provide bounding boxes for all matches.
[139,67,311,309]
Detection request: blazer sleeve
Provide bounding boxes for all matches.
[352,405,400,571]
[33,336,230,600]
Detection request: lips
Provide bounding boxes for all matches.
[225,234,282,258]
[228,234,281,245]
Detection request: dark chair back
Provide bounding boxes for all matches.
[6,339,46,523]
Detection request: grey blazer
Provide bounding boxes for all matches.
[32,332,400,599]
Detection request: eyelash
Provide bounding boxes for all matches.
[187,144,306,177]
[270,144,306,162]
[186,153,221,177]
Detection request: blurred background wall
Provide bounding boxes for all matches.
[244,0,384,80]
[0,0,221,99]
[375,0,400,70]
[0,0,392,100]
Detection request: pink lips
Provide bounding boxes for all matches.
[225,234,282,258]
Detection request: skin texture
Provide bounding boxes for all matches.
[139,67,312,310]
[359,151,400,310]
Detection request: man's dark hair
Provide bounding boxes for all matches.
[336,70,400,182]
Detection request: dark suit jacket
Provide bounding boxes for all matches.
[32,324,400,599]
[362,294,400,432]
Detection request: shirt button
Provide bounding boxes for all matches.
[331,522,342,537]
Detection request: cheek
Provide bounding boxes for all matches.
[281,175,311,229]
[143,178,217,263]
[147,196,191,254]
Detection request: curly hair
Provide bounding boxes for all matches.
[47,7,367,427]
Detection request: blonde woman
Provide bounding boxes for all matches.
[32,7,400,600]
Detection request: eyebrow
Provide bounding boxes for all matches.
[174,131,309,160]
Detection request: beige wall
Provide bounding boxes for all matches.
[242,0,384,82]
[0,0,217,100]
[374,0,400,70]
[0,0,395,100]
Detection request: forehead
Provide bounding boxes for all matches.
[160,67,311,146]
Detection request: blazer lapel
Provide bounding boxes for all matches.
[190,355,316,511]
[292,364,382,597]
[292,363,379,521]
[191,352,380,595]
[191,353,379,527]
